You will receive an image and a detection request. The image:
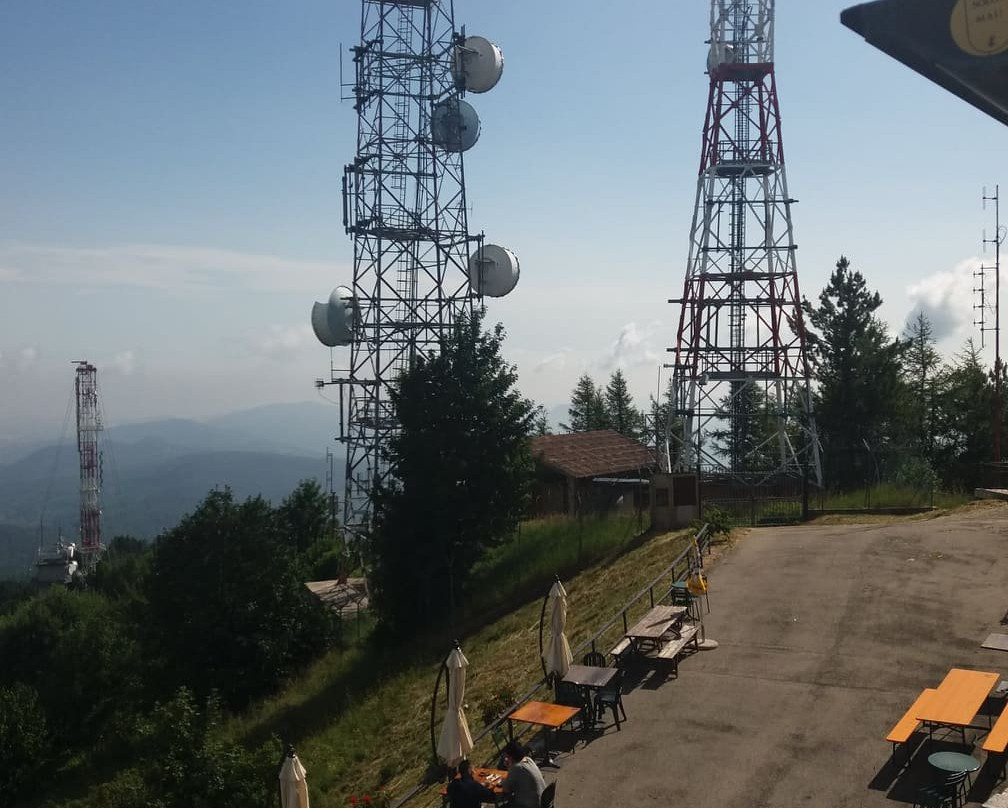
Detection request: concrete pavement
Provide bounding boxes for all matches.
[554,503,1008,807]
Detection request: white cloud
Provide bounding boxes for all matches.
[905,257,977,341]
[15,347,38,372]
[0,242,346,295]
[250,324,315,360]
[596,321,662,372]
[107,351,136,376]
[533,351,568,373]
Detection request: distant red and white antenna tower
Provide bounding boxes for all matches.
[670,0,821,486]
[74,360,104,571]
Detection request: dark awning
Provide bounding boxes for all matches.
[841,0,1008,127]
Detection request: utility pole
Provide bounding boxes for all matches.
[981,186,1004,462]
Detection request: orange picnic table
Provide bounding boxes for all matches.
[506,700,581,767]
[915,668,999,728]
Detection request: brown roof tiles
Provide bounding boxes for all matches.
[531,429,655,479]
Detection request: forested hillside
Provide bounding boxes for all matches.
[0,482,343,808]
[0,403,344,578]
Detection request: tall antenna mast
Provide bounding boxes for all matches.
[311,1,517,546]
[980,185,1004,462]
[670,0,820,491]
[73,360,104,572]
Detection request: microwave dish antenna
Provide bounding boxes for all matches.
[452,35,504,93]
[311,286,357,347]
[706,43,736,72]
[468,243,519,297]
[431,98,481,152]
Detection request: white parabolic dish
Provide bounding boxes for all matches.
[468,244,519,298]
[452,35,504,93]
[707,42,736,71]
[311,285,356,347]
[431,98,481,153]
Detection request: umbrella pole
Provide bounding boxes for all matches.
[538,577,556,686]
[429,651,449,767]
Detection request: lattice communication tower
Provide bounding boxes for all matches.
[669,0,820,486]
[313,1,517,542]
[74,360,104,572]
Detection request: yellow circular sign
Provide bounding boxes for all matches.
[951,0,1008,56]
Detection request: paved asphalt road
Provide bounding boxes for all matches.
[553,502,1008,807]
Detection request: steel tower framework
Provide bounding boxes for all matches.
[74,361,104,571]
[670,0,820,485]
[330,0,477,539]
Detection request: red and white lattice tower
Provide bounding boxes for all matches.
[670,0,820,486]
[74,361,104,571]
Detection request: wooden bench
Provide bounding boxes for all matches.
[886,688,936,768]
[608,638,632,665]
[654,623,700,676]
[982,703,1008,753]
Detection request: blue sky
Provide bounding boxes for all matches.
[2,0,1007,443]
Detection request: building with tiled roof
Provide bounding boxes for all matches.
[530,430,656,516]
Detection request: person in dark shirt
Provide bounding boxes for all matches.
[447,759,497,808]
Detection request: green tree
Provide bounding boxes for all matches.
[934,339,998,487]
[140,688,280,808]
[532,404,551,436]
[805,256,905,488]
[91,535,152,608]
[604,369,643,440]
[709,382,779,474]
[277,479,332,554]
[0,587,141,745]
[369,311,536,633]
[901,312,943,458]
[146,488,336,708]
[561,373,608,432]
[648,376,682,470]
[0,682,50,798]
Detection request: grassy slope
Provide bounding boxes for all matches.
[220,514,695,807]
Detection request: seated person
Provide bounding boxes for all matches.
[447,759,497,808]
[500,741,545,808]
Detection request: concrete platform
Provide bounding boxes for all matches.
[554,502,1008,807]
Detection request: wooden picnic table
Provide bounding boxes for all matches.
[625,604,687,652]
[916,668,999,728]
[439,766,507,797]
[561,664,619,691]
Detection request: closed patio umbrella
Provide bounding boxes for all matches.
[279,747,310,808]
[542,579,573,681]
[436,646,473,768]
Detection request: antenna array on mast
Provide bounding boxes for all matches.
[669,0,820,499]
[311,0,518,544]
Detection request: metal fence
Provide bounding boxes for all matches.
[401,523,713,808]
[701,473,808,526]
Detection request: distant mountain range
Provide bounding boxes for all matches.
[0,402,345,579]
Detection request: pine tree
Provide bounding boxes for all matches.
[562,373,608,432]
[805,256,905,489]
[648,376,681,471]
[604,369,643,440]
[369,311,536,633]
[934,339,998,486]
[900,311,943,462]
[709,382,779,474]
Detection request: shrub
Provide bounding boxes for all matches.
[479,686,517,726]
[0,682,51,797]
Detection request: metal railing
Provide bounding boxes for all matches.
[405,522,713,808]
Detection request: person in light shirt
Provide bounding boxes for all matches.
[500,741,544,808]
